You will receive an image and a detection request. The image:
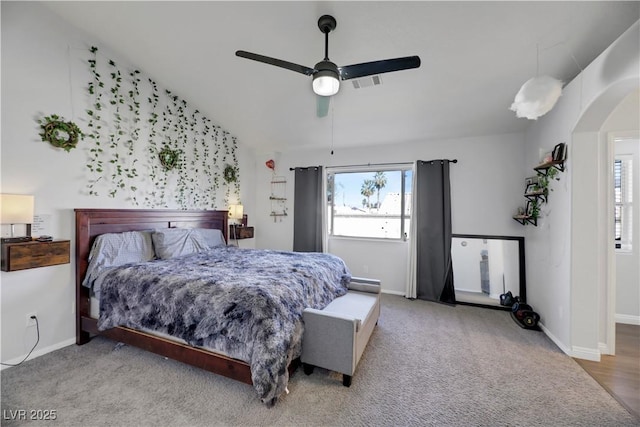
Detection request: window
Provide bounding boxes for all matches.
[614,156,633,251]
[327,166,412,239]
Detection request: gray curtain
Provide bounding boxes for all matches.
[415,160,455,303]
[293,166,323,252]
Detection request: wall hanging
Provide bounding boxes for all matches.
[38,114,82,152]
[84,46,240,209]
[158,147,181,171]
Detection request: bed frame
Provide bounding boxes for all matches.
[75,208,257,385]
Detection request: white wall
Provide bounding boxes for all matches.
[253,133,527,294]
[604,90,640,324]
[0,2,256,364]
[524,22,639,359]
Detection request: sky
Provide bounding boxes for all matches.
[332,170,412,208]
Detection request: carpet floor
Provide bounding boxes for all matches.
[2,294,637,426]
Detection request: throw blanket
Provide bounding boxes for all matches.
[97,246,350,405]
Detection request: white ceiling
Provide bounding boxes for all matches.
[44,1,639,153]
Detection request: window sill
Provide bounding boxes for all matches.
[329,235,408,244]
[615,249,634,255]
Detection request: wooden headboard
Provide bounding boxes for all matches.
[74,209,228,342]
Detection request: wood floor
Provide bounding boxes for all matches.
[575,323,640,420]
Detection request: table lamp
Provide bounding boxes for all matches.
[1,194,35,243]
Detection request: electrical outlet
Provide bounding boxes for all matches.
[26,312,37,328]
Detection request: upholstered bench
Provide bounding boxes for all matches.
[301,277,381,386]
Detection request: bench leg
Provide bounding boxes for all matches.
[342,374,352,387]
[303,363,315,375]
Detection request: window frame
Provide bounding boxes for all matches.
[326,164,413,241]
[614,154,633,252]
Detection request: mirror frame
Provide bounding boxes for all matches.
[452,234,526,311]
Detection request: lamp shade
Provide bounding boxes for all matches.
[0,194,34,224]
[228,204,244,220]
[510,76,563,120]
[313,73,340,96]
[312,60,340,96]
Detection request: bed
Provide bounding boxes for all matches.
[75,209,351,405]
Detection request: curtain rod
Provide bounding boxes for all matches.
[419,159,458,164]
[289,166,322,171]
[289,159,457,171]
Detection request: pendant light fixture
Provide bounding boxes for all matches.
[510,44,563,120]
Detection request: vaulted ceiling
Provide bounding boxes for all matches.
[44,1,639,153]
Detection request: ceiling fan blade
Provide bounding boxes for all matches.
[339,56,421,80]
[236,50,315,76]
[316,95,330,118]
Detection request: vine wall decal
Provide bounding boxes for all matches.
[84,46,240,209]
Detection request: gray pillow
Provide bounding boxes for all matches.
[152,228,210,260]
[83,230,155,289]
[195,228,226,248]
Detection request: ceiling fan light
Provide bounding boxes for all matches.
[313,71,340,96]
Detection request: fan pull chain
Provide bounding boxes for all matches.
[330,100,335,155]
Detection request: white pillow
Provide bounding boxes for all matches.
[152,228,210,260]
[83,231,155,288]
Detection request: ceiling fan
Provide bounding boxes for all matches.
[236,15,421,117]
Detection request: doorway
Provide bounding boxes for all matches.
[572,89,639,420]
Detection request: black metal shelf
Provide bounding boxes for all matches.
[512,215,537,226]
[524,190,547,204]
[533,159,565,175]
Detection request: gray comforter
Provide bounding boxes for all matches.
[96,246,350,405]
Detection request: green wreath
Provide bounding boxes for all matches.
[38,114,82,152]
[158,147,181,171]
[223,164,238,183]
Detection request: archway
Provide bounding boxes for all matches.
[572,78,639,356]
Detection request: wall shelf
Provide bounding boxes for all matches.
[533,159,565,175]
[514,143,567,227]
[1,240,70,272]
[524,189,547,204]
[270,176,287,221]
[512,215,537,227]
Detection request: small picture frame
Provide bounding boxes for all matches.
[552,143,567,162]
[525,175,539,186]
[525,183,537,195]
[525,200,534,217]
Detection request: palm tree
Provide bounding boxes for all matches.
[373,171,387,210]
[326,174,335,204]
[361,179,375,209]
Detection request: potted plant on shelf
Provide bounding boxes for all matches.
[537,167,559,194]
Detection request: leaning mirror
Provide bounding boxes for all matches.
[451,234,526,310]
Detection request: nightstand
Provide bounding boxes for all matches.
[1,240,70,272]
[229,225,254,240]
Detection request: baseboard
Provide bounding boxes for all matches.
[570,346,601,361]
[538,321,601,361]
[598,342,610,355]
[615,313,640,325]
[381,289,405,296]
[1,337,75,371]
[538,321,571,355]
